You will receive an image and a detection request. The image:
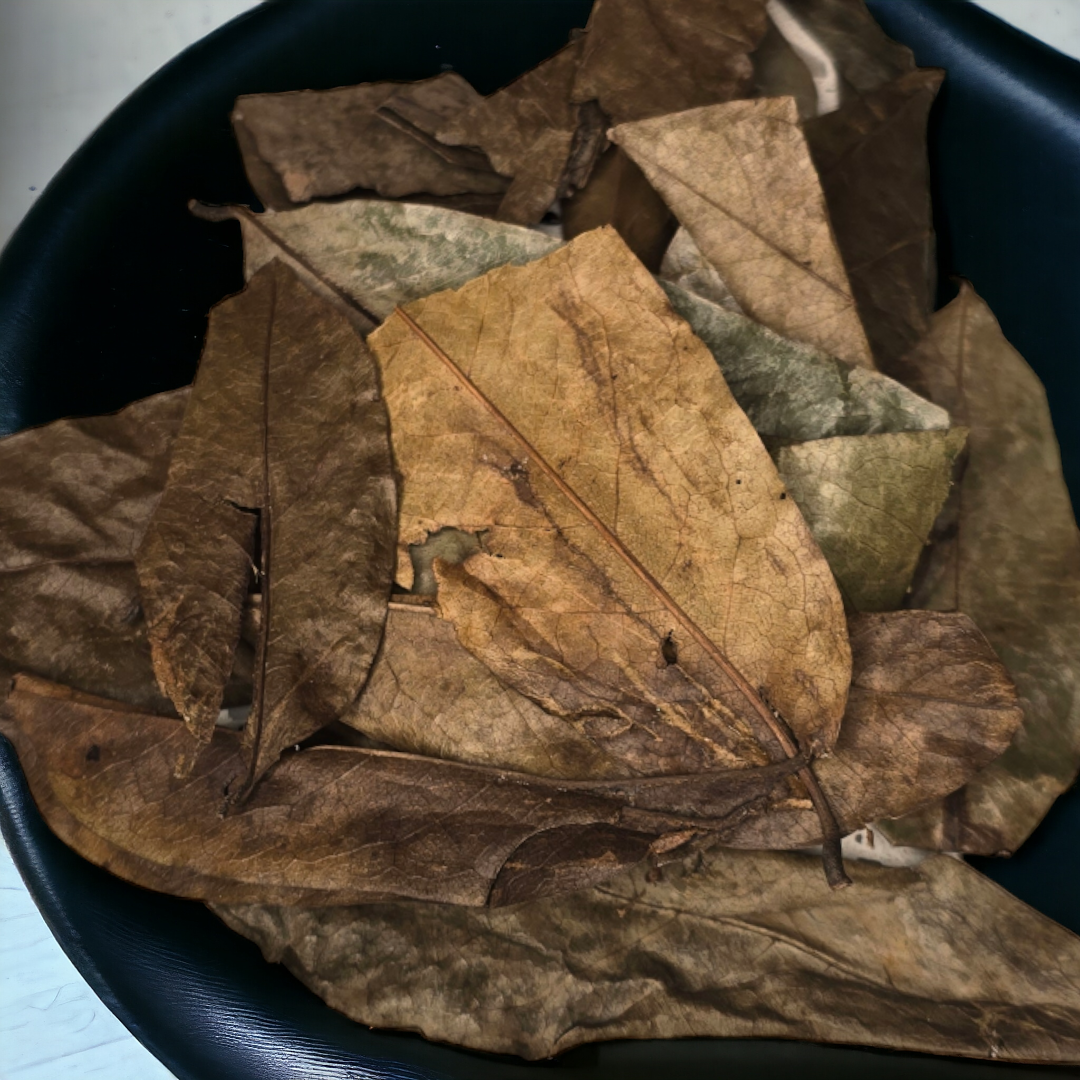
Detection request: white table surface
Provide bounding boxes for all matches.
[1,2,1078,1078]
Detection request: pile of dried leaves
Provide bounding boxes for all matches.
[2,0,1080,1066]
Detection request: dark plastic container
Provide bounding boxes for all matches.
[1,2,1078,1077]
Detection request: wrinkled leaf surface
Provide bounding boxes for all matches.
[214,847,1080,1063]
[232,74,506,209]
[0,391,187,713]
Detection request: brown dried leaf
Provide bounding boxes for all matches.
[561,145,676,271]
[726,610,1023,848]
[774,429,966,611]
[135,260,396,784]
[435,42,604,225]
[880,284,1080,854]
[213,847,1080,1064]
[611,97,876,368]
[0,674,824,906]
[805,68,944,371]
[0,391,187,713]
[571,0,770,124]
[367,228,851,785]
[232,73,507,210]
[340,607,635,780]
[2,601,1021,905]
[344,602,1021,853]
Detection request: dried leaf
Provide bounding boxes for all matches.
[232,74,507,210]
[340,607,635,779]
[0,391,187,713]
[880,284,1080,854]
[213,847,1080,1064]
[368,229,851,775]
[436,42,603,225]
[612,97,876,368]
[774,429,966,611]
[561,145,677,272]
[207,199,944,450]
[571,0,770,124]
[726,609,1023,848]
[806,68,944,371]
[345,601,1021,850]
[199,200,560,335]
[661,282,947,442]
[0,674,835,906]
[659,227,743,313]
[2,602,1019,906]
[135,260,396,783]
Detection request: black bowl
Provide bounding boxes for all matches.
[1,2,1078,1077]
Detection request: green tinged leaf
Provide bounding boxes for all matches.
[662,281,948,441]
[775,429,966,610]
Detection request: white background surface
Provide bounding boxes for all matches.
[1,2,1079,1078]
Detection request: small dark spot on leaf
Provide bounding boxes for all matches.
[85,744,100,762]
[661,631,678,666]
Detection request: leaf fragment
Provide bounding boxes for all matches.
[213,847,1080,1063]
[561,145,677,271]
[805,67,944,370]
[612,97,876,368]
[774,428,966,610]
[659,227,743,313]
[880,284,1080,854]
[135,260,397,783]
[232,74,507,210]
[571,0,770,124]
[0,390,188,713]
[435,42,604,225]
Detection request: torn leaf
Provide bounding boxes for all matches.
[435,42,604,225]
[571,0,770,124]
[0,391,187,714]
[135,260,397,783]
[232,74,507,209]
